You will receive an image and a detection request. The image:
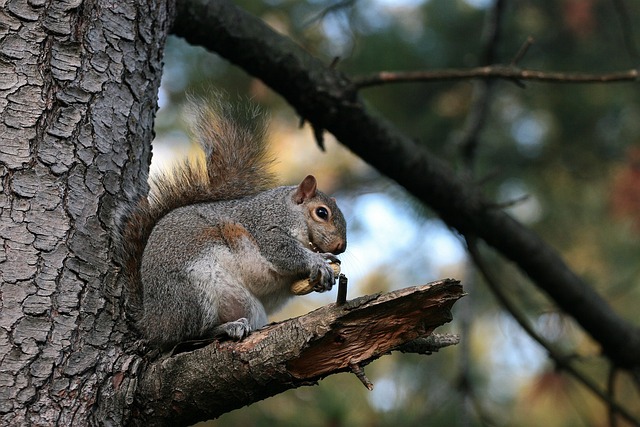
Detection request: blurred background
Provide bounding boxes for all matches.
[154,0,640,425]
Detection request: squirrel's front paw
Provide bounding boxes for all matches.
[309,254,339,292]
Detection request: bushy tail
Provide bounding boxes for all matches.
[149,95,276,210]
[115,96,275,321]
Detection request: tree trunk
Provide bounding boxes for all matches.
[0,0,171,424]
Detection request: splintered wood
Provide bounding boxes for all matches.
[285,278,463,379]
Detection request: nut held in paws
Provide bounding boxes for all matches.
[290,260,341,295]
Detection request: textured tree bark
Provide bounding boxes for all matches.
[133,279,463,426]
[0,0,170,424]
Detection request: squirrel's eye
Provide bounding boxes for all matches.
[315,206,329,220]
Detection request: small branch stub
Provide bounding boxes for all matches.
[336,273,348,305]
[349,360,374,390]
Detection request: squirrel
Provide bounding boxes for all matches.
[114,98,347,350]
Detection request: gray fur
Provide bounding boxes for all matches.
[138,179,346,349]
[115,97,347,350]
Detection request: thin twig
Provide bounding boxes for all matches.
[302,0,356,28]
[511,36,535,66]
[465,236,640,427]
[456,0,506,169]
[481,0,506,65]
[486,194,530,210]
[353,66,639,88]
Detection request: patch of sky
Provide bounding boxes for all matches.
[497,178,543,224]
[343,192,466,287]
[161,37,227,96]
[160,38,193,94]
[356,1,395,33]
[157,86,169,110]
[485,312,547,398]
[305,0,430,55]
[462,0,493,9]
[359,0,426,36]
[374,0,427,8]
[511,112,550,158]
[534,312,575,342]
[319,8,355,56]
[149,130,192,178]
[369,375,411,412]
[496,93,524,123]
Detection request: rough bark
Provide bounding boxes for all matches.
[133,279,463,426]
[0,0,170,424]
[171,0,640,368]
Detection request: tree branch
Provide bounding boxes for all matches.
[171,0,640,368]
[352,66,639,88]
[133,279,464,426]
[456,0,506,168]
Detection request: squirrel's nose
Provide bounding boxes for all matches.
[331,239,346,254]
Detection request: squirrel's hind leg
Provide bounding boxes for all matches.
[169,318,252,355]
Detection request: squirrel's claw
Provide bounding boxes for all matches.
[321,253,341,264]
[309,258,337,293]
[213,318,252,340]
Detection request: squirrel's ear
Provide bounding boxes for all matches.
[294,175,317,204]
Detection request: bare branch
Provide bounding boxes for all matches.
[353,66,640,88]
[481,0,506,65]
[511,36,535,66]
[133,279,464,426]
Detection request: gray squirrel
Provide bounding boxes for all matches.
[115,98,347,350]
